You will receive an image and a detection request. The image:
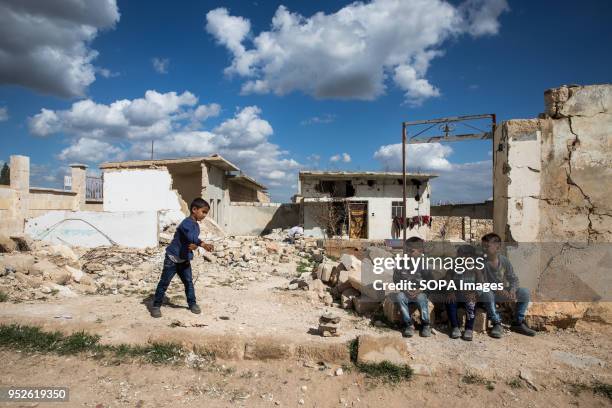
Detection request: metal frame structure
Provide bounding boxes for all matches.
[400,114,497,247]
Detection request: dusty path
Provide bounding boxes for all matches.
[1,347,610,408]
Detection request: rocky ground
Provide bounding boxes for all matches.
[1,232,611,407]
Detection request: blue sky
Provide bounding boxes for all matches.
[0,0,610,203]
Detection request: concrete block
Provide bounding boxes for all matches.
[353,295,380,315]
[340,254,361,271]
[383,296,402,323]
[357,335,411,365]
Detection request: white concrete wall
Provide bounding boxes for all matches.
[103,169,182,212]
[25,210,158,248]
[228,203,300,236]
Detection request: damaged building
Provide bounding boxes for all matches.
[99,154,269,231]
[297,171,436,240]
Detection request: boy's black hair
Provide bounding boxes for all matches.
[404,236,424,250]
[190,197,210,211]
[481,232,502,243]
[457,244,476,257]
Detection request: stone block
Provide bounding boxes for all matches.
[457,307,488,333]
[353,295,380,315]
[357,335,411,365]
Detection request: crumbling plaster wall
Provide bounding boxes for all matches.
[494,84,612,243]
[301,178,431,240]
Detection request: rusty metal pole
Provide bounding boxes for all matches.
[402,122,407,254]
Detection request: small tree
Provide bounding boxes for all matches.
[0,163,9,185]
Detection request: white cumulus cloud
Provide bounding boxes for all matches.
[205,0,508,104]
[330,153,351,163]
[0,0,120,97]
[29,91,301,200]
[373,142,491,203]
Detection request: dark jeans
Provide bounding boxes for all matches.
[153,255,196,307]
[447,302,476,330]
[480,287,530,324]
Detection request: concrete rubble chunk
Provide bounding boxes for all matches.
[353,295,380,315]
[10,235,33,252]
[0,235,17,253]
[340,288,359,309]
[65,265,84,283]
[339,254,361,271]
[356,334,412,365]
[1,254,35,275]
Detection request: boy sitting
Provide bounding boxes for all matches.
[480,233,536,338]
[392,236,432,338]
[445,244,481,341]
[151,198,214,318]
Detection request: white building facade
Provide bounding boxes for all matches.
[298,171,436,241]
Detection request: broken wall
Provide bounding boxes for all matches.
[493,84,612,306]
[494,84,612,243]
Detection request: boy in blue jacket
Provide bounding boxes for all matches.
[151,198,214,318]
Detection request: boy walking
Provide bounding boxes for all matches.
[392,236,432,338]
[151,198,214,318]
[479,233,536,338]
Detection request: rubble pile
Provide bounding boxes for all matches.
[0,229,326,301]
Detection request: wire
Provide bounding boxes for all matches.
[34,218,118,246]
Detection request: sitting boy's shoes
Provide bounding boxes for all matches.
[450,326,461,339]
[462,329,473,341]
[402,325,415,338]
[511,321,536,337]
[150,306,162,318]
[189,304,202,314]
[420,324,432,337]
[490,323,503,338]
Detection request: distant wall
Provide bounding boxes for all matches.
[1,157,101,236]
[27,188,77,218]
[430,216,493,242]
[228,202,300,236]
[25,210,158,248]
[431,201,493,219]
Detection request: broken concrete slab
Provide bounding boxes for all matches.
[356,334,411,365]
[339,254,361,271]
[0,235,17,253]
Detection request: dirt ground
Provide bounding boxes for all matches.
[1,279,612,407]
[1,338,611,408]
[1,252,611,407]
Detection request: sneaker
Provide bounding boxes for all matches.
[511,321,536,337]
[189,304,202,314]
[490,323,503,339]
[450,326,461,339]
[402,325,415,338]
[420,324,432,337]
[462,329,473,341]
[151,306,162,318]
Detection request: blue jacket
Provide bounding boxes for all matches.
[166,217,201,261]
